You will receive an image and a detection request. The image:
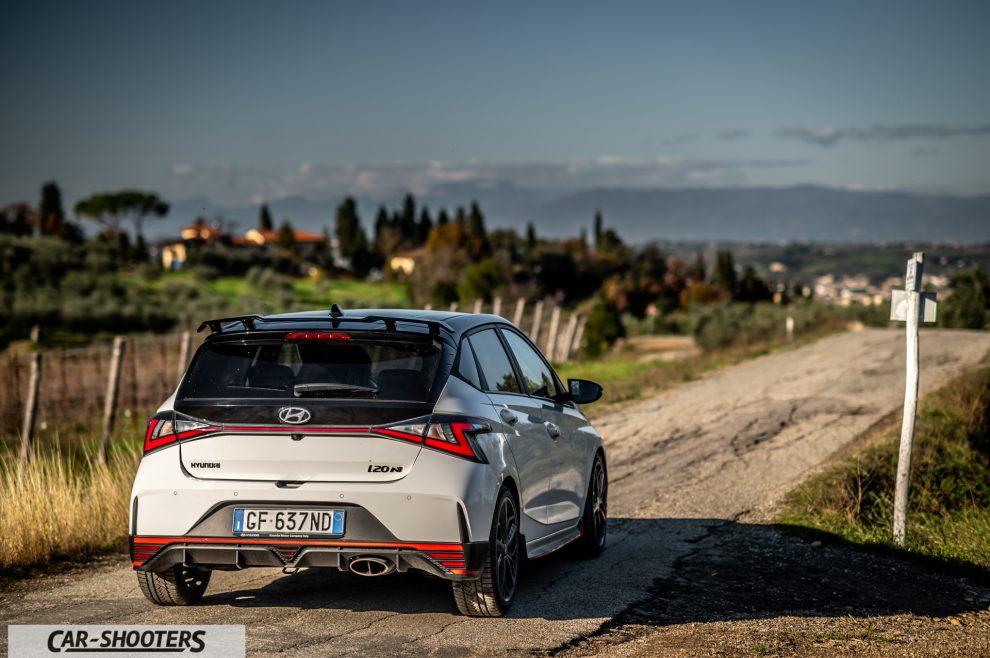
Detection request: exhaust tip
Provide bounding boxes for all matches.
[348,556,395,577]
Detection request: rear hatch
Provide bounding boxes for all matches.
[174,330,444,482]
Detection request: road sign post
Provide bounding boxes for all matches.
[890,251,936,547]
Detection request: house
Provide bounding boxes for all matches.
[388,247,426,276]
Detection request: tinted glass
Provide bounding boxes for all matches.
[468,329,521,394]
[456,339,482,389]
[180,338,440,401]
[502,330,559,399]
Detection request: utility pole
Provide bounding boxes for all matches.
[889,252,937,546]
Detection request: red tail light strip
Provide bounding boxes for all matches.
[132,536,463,552]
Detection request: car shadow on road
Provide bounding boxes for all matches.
[202,518,990,624]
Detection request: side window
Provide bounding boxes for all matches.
[467,329,521,394]
[501,330,559,399]
[456,339,482,389]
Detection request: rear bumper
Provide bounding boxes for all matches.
[130,536,486,580]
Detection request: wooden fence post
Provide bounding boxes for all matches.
[492,297,502,318]
[546,306,561,359]
[99,336,125,464]
[530,301,544,345]
[423,303,433,311]
[472,299,483,314]
[449,301,459,312]
[513,299,526,327]
[560,313,579,362]
[571,316,587,360]
[18,351,42,474]
[177,330,192,385]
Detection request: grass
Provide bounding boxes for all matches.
[779,364,990,571]
[0,442,139,575]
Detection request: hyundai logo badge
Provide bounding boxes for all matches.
[277,406,311,424]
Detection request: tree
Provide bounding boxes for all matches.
[693,251,707,282]
[119,190,169,244]
[467,201,486,239]
[276,220,296,250]
[399,193,418,244]
[940,266,990,329]
[39,181,66,237]
[74,193,128,257]
[736,266,773,302]
[593,210,603,249]
[417,207,433,243]
[334,197,372,277]
[582,296,625,358]
[525,222,537,251]
[458,258,502,303]
[259,203,274,231]
[437,208,450,227]
[713,251,738,294]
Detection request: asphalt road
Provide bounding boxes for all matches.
[2,328,988,657]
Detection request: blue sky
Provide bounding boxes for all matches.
[2,0,989,207]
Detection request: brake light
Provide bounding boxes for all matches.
[374,417,491,462]
[285,332,351,341]
[144,414,219,454]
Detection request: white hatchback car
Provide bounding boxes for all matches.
[130,307,607,616]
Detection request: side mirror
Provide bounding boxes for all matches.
[568,378,603,405]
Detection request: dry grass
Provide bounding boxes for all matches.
[0,443,139,574]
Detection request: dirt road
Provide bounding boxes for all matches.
[2,328,989,657]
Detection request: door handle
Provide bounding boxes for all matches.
[500,408,519,426]
[545,422,561,439]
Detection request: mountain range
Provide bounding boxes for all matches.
[153,185,990,244]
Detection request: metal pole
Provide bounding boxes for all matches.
[18,351,42,474]
[893,252,923,547]
[100,336,125,464]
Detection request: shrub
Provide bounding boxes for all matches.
[582,297,626,358]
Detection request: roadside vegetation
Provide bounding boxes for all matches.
[0,443,138,575]
[780,364,990,570]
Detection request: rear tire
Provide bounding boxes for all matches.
[574,453,607,558]
[452,487,520,617]
[137,566,211,606]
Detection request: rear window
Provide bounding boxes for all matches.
[180,338,441,402]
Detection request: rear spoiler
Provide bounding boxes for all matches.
[197,313,452,337]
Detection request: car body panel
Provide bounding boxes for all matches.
[129,309,605,580]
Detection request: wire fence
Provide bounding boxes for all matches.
[1,298,584,443]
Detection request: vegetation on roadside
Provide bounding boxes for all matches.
[780,365,990,570]
[0,443,139,575]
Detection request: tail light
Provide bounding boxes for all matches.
[144,412,219,454]
[285,332,351,341]
[376,416,491,462]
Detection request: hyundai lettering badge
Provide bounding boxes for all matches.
[277,406,311,424]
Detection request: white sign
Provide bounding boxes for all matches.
[890,290,938,323]
[7,625,245,658]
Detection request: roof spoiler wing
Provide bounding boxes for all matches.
[197,313,452,336]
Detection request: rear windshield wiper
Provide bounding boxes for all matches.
[293,383,379,398]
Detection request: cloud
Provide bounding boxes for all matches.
[717,129,749,141]
[660,133,698,146]
[166,157,810,205]
[776,123,990,147]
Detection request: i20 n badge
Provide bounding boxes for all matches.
[277,406,311,424]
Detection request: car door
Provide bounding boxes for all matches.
[498,328,585,525]
[465,328,554,530]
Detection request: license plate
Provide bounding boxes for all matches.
[232,508,345,536]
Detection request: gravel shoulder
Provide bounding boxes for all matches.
[2,328,989,657]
